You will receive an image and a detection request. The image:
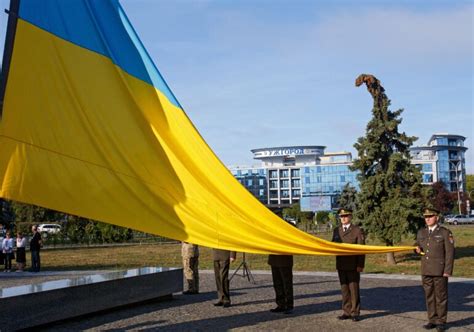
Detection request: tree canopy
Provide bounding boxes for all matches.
[352,74,426,259]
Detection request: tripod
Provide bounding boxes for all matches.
[230,253,255,284]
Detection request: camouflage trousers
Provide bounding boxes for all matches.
[183,256,199,292]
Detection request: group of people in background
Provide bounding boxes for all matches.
[181,206,455,332]
[0,225,42,273]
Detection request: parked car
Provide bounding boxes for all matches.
[444,215,474,225]
[37,224,62,234]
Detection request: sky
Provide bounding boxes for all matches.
[0,0,472,172]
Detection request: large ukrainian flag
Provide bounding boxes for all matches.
[0,0,413,255]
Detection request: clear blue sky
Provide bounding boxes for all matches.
[1,0,473,172]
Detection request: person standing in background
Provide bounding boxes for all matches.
[16,232,27,272]
[181,242,199,295]
[30,225,42,272]
[2,231,14,272]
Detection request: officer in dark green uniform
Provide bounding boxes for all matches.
[415,207,455,332]
[268,253,294,314]
[212,249,236,307]
[331,208,365,322]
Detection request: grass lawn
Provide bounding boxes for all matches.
[40,225,474,278]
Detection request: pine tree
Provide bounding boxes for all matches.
[352,74,426,264]
[337,183,357,213]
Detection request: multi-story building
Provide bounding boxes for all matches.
[231,166,268,204]
[410,134,467,192]
[229,146,359,211]
[230,134,468,213]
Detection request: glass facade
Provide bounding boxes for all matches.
[230,167,268,203]
[301,165,359,195]
[300,165,359,211]
[411,134,467,192]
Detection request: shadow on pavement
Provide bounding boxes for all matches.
[39,278,473,331]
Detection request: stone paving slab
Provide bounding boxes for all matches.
[4,270,465,331]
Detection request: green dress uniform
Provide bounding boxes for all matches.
[268,254,294,312]
[416,225,455,326]
[332,223,365,318]
[181,242,199,294]
[212,249,236,306]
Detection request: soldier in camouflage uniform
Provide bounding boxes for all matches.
[415,208,455,332]
[181,242,199,295]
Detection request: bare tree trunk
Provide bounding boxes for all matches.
[385,239,397,264]
[386,252,396,265]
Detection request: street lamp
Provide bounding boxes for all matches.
[448,158,462,215]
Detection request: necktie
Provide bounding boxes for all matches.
[344,226,348,232]
[429,229,432,235]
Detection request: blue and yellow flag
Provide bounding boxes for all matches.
[0,0,413,255]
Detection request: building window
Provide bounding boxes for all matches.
[422,164,433,172]
[423,174,433,183]
[247,179,253,186]
[280,169,289,178]
[281,180,289,188]
[269,170,277,179]
[270,180,278,188]
[281,190,289,198]
[259,178,265,186]
[291,169,300,177]
[292,179,300,187]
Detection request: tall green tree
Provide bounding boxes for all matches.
[282,202,313,231]
[337,183,358,212]
[0,199,15,230]
[352,74,426,264]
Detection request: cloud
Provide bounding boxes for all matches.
[310,6,472,64]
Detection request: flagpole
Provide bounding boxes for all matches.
[0,0,20,116]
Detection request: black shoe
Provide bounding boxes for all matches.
[436,325,446,332]
[213,302,224,307]
[223,302,231,308]
[183,290,198,295]
[352,316,360,322]
[423,323,437,330]
[338,314,351,320]
[270,307,285,313]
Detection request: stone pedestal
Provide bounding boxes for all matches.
[0,267,182,331]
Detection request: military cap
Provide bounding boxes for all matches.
[423,207,440,217]
[338,208,353,216]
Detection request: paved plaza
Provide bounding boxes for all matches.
[1,270,473,331]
